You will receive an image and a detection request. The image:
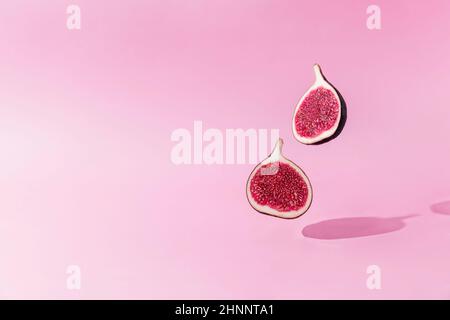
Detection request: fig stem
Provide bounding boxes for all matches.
[270,138,283,161]
[313,64,323,82]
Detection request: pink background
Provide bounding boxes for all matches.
[1,0,450,299]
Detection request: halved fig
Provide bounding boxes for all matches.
[292,64,342,144]
[246,138,312,219]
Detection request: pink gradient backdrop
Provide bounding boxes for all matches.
[1,0,450,299]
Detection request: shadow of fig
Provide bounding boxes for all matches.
[430,201,450,215]
[302,215,418,240]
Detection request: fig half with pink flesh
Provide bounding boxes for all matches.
[293,64,342,144]
[246,138,312,219]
